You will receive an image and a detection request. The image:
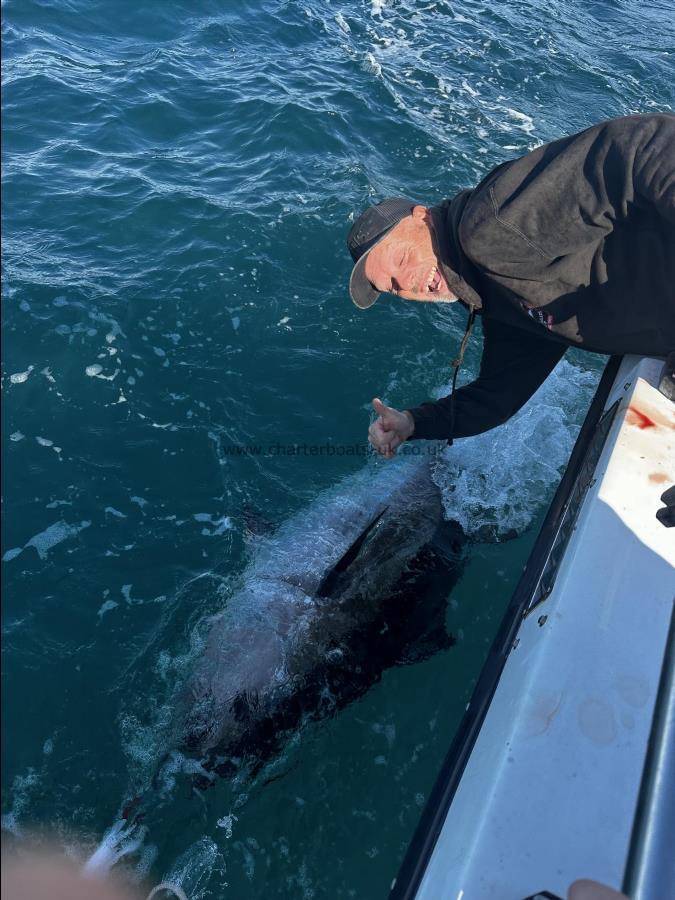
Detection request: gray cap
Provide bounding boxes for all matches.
[346,198,417,309]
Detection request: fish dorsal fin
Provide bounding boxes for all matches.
[316,506,389,598]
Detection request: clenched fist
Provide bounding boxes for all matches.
[368,397,415,458]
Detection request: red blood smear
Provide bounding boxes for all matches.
[627,406,656,429]
[121,796,141,820]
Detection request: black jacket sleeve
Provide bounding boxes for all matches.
[406,316,567,441]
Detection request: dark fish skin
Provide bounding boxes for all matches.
[175,452,466,779]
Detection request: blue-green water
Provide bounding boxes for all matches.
[2,0,673,896]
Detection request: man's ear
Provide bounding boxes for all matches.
[411,204,430,220]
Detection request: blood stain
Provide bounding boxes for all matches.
[627,406,656,429]
[649,473,669,484]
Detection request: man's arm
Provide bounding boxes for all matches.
[407,316,567,441]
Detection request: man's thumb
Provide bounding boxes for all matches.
[372,397,388,418]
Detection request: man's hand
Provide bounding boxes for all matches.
[368,398,415,458]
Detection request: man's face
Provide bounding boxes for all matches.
[363,205,458,303]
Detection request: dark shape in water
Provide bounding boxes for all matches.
[174,450,467,782]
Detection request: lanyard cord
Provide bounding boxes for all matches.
[447,306,477,445]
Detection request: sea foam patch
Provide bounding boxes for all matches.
[433,359,599,538]
[3,519,92,562]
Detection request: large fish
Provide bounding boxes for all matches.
[175,448,466,779]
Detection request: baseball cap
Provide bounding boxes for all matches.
[347,197,417,309]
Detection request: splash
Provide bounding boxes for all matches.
[434,359,599,538]
[146,884,188,900]
[1,768,40,836]
[83,820,146,876]
[158,838,225,899]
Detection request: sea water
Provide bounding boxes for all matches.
[2,0,673,896]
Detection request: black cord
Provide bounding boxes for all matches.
[447,307,476,444]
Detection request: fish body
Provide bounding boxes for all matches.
[177,450,465,773]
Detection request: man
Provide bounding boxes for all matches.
[346,113,675,457]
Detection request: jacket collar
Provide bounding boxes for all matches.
[430,195,483,311]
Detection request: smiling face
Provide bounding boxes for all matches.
[363,205,458,303]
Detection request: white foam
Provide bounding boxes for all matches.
[86,363,120,381]
[461,78,480,98]
[146,881,188,899]
[105,506,127,518]
[216,812,238,838]
[133,844,158,883]
[362,52,382,76]
[152,750,211,797]
[97,599,119,619]
[193,513,233,536]
[161,838,224,899]
[2,547,22,562]
[505,107,535,133]
[10,366,34,384]
[434,360,599,538]
[3,519,91,562]
[83,820,145,876]
[335,13,351,34]
[1,768,40,836]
